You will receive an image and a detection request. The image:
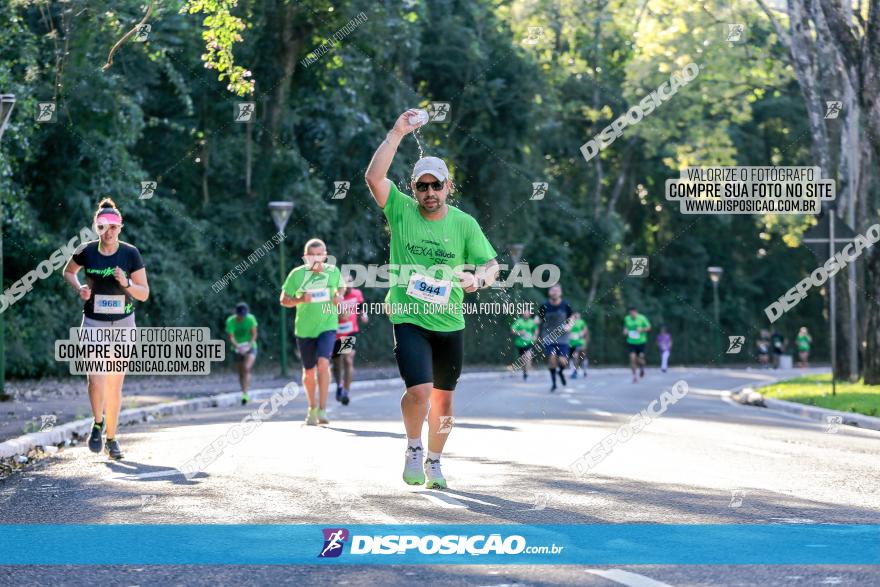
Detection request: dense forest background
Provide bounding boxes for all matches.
[2,0,878,378]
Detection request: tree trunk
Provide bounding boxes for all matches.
[864,249,880,383]
[833,268,854,380]
[817,0,880,378]
[788,0,833,177]
[835,81,861,381]
[201,132,210,206]
[263,2,305,147]
[820,0,880,161]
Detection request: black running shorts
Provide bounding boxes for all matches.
[627,343,646,355]
[392,322,464,391]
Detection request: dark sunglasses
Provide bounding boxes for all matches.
[415,180,445,192]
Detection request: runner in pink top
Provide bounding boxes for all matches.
[333,275,368,405]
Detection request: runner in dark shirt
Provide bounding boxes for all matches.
[537,284,573,392]
[71,239,144,320]
[62,198,150,460]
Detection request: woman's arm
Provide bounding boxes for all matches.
[118,267,149,302]
[62,259,91,300]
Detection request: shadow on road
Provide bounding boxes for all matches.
[101,460,205,486]
[328,427,406,440]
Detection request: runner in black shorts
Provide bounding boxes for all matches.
[623,306,651,383]
[365,108,499,489]
[537,285,573,392]
[225,302,258,405]
[280,239,345,426]
[332,274,367,405]
[511,308,538,380]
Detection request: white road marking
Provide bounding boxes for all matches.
[414,491,468,509]
[721,443,783,458]
[586,569,674,587]
[588,409,613,417]
[413,490,503,509]
[771,517,818,524]
[441,491,501,507]
[109,469,185,481]
[567,398,582,405]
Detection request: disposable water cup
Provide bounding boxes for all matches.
[409,109,429,126]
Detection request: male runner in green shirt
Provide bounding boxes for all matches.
[279,238,345,426]
[568,312,588,379]
[365,108,499,489]
[624,306,651,383]
[511,308,539,380]
[225,302,258,405]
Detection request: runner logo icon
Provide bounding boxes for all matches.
[337,336,356,355]
[726,336,745,354]
[319,528,349,558]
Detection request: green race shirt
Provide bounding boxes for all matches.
[225,314,258,348]
[383,182,497,332]
[624,313,651,344]
[511,317,538,348]
[569,318,587,347]
[282,264,341,338]
[797,334,811,351]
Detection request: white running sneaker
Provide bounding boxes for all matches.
[402,446,425,485]
[424,457,447,489]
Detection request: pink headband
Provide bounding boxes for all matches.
[96,210,122,225]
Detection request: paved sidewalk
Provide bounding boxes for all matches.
[0,364,412,443]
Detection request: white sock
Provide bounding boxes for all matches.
[407,438,423,450]
[426,450,442,461]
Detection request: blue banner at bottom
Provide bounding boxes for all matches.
[0,524,877,565]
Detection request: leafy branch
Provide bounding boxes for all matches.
[181,0,254,96]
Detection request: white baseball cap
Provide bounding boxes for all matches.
[411,156,450,182]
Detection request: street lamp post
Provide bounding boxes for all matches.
[268,201,294,378]
[508,243,525,267]
[507,243,525,297]
[707,266,723,361]
[0,95,16,397]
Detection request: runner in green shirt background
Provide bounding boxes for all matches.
[624,306,651,383]
[225,302,258,405]
[568,312,588,379]
[511,308,539,380]
[796,326,812,368]
[280,238,344,426]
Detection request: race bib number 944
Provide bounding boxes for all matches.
[306,288,330,303]
[406,273,451,305]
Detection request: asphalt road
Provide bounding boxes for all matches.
[1,366,878,586]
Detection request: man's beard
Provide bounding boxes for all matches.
[420,197,442,211]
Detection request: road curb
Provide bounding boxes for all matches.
[0,371,502,462]
[761,396,880,431]
[731,389,880,432]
